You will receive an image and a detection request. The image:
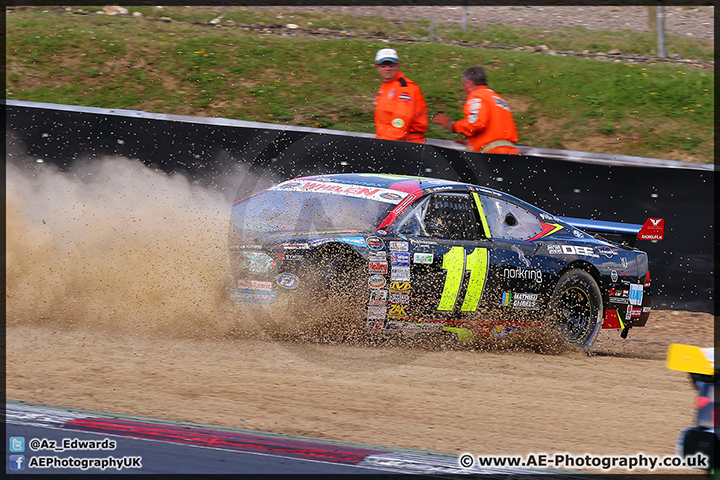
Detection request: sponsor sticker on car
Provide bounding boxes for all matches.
[625,305,642,320]
[512,293,539,309]
[609,288,629,297]
[388,304,408,319]
[391,266,411,281]
[368,275,387,289]
[368,289,388,306]
[368,251,387,261]
[367,236,384,250]
[282,243,310,250]
[237,280,273,291]
[366,320,384,331]
[502,292,539,309]
[237,251,276,274]
[413,252,433,264]
[638,218,664,241]
[389,293,409,304]
[369,261,388,274]
[503,267,543,284]
[547,245,599,258]
[597,246,618,258]
[389,241,409,252]
[230,289,277,303]
[367,305,387,320]
[336,237,368,247]
[389,281,411,293]
[629,284,643,306]
[391,252,410,266]
[380,192,403,201]
[271,179,409,204]
[276,273,300,289]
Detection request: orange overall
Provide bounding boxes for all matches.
[452,85,519,154]
[374,71,428,143]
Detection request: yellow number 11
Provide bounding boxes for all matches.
[437,247,488,312]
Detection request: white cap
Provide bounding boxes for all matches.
[375,48,399,64]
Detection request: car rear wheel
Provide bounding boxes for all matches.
[546,269,603,351]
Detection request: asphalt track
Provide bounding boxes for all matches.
[7,424,389,475]
[5,401,590,477]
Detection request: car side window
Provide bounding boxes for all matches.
[422,193,481,241]
[393,197,430,236]
[478,195,542,241]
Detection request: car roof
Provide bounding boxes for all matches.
[299,173,507,199]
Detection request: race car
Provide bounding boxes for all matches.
[667,344,716,473]
[229,173,663,350]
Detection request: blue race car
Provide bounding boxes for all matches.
[229,173,663,350]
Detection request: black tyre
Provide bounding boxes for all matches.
[546,269,603,351]
[307,245,366,302]
[292,245,367,342]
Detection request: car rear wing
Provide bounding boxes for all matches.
[559,217,664,247]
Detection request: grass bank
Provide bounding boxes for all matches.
[5,6,714,162]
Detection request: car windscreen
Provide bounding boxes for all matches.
[231,179,407,240]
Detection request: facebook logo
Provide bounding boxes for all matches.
[9,436,25,452]
[9,455,25,471]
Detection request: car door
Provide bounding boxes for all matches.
[392,192,493,323]
[473,193,549,314]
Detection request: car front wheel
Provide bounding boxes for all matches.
[291,245,367,342]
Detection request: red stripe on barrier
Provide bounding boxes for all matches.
[62,418,387,464]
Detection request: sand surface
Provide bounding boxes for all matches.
[7,309,713,475]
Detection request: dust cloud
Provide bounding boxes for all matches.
[5,156,577,355]
[5,156,245,338]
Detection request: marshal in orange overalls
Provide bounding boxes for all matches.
[452,85,519,154]
[374,71,428,144]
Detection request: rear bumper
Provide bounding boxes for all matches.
[602,292,652,329]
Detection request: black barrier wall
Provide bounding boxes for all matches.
[5,101,713,313]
